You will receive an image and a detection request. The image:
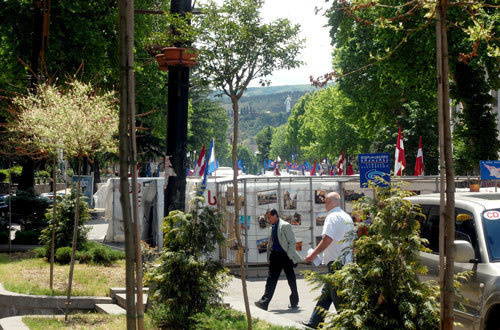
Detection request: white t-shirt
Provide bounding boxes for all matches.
[322,207,354,265]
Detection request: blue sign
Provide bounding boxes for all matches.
[480,161,500,180]
[359,153,391,188]
[72,175,93,207]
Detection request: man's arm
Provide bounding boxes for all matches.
[282,222,296,253]
[305,235,333,263]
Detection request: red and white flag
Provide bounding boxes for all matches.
[394,125,406,176]
[273,157,281,176]
[414,136,424,176]
[337,149,345,175]
[310,159,318,176]
[193,144,206,176]
[346,163,354,175]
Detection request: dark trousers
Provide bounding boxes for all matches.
[307,261,340,328]
[258,250,298,308]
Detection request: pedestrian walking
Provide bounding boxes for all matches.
[255,208,303,311]
[302,192,354,328]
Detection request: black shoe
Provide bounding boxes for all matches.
[301,321,316,329]
[288,303,298,309]
[254,301,268,311]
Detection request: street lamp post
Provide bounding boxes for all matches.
[164,0,192,215]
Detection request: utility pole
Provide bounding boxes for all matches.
[164,0,192,215]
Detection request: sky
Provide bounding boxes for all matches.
[249,0,333,87]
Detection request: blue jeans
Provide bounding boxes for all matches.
[307,261,340,328]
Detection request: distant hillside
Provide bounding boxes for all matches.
[216,84,320,152]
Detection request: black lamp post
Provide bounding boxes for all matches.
[164,0,192,215]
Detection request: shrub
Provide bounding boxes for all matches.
[305,183,440,329]
[0,171,6,183]
[55,246,72,264]
[145,197,229,329]
[0,231,8,244]
[33,246,48,258]
[39,190,90,256]
[12,230,40,245]
[10,188,51,233]
[89,245,112,266]
[108,249,125,261]
[76,250,92,264]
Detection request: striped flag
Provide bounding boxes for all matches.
[337,149,345,175]
[394,125,406,176]
[414,136,424,176]
[193,144,206,177]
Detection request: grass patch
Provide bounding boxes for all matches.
[193,307,299,329]
[0,252,125,296]
[22,308,297,330]
[23,313,156,330]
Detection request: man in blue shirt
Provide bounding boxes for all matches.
[255,208,303,311]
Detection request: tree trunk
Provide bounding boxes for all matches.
[435,5,446,326]
[50,156,57,291]
[18,0,43,192]
[437,2,456,329]
[93,158,100,195]
[119,0,137,328]
[231,95,252,330]
[65,158,81,321]
[128,48,144,330]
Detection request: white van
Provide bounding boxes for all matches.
[407,192,500,329]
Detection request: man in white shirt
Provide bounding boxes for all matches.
[302,192,354,328]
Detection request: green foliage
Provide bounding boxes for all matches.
[12,230,40,245]
[35,170,51,182]
[33,246,47,258]
[237,145,259,174]
[325,0,500,175]
[187,87,231,167]
[197,0,304,92]
[39,191,90,253]
[270,125,294,162]
[145,197,229,329]
[10,81,118,158]
[75,250,92,264]
[451,62,500,175]
[10,188,51,232]
[255,126,274,163]
[306,183,439,329]
[55,246,73,264]
[0,166,23,184]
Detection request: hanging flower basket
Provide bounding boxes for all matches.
[155,47,198,71]
[155,53,169,72]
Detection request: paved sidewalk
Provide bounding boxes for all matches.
[223,276,336,329]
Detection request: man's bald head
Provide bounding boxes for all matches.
[325,192,340,211]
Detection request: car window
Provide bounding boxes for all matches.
[419,205,439,254]
[418,205,479,260]
[455,208,480,261]
[482,209,500,262]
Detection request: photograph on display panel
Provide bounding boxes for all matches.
[239,215,250,229]
[257,238,269,254]
[257,189,278,205]
[257,214,268,228]
[283,189,297,210]
[315,212,327,226]
[282,212,302,226]
[314,189,334,204]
